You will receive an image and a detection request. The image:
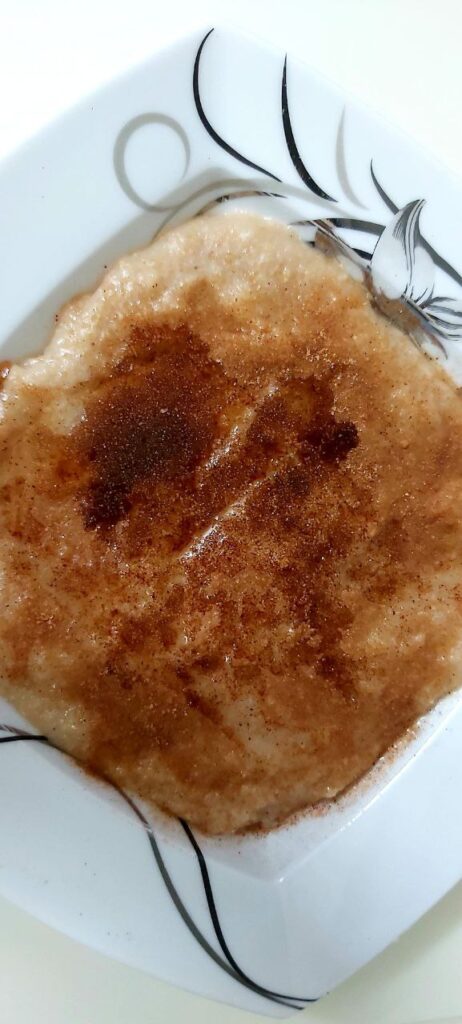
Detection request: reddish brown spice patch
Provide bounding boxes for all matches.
[2,230,462,836]
[78,327,228,528]
[75,328,359,553]
[302,419,358,463]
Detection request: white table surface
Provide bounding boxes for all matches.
[0,1,461,1022]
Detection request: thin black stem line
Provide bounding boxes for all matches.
[351,248,373,260]
[282,56,335,201]
[326,216,383,235]
[0,726,316,1007]
[180,818,317,1005]
[370,161,398,214]
[193,30,281,182]
[294,216,384,237]
[422,294,453,307]
[120,795,304,1010]
[0,733,48,744]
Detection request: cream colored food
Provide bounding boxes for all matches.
[1,212,462,834]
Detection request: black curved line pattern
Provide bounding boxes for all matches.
[413,285,430,306]
[295,215,384,259]
[424,247,462,290]
[370,161,398,214]
[327,216,384,235]
[316,217,383,260]
[180,819,317,1006]
[352,248,374,261]
[118,795,302,1010]
[195,188,286,220]
[0,726,314,1009]
[193,30,281,183]
[369,165,462,290]
[215,189,285,203]
[282,56,336,201]
[423,311,454,328]
[0,734,47,745]
[192,35,462,296]
[423,294,453,308]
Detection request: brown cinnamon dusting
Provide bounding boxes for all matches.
[80,328,226,529]
[78,329,359,548]
[1,214,462,835]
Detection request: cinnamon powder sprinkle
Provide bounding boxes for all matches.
[0,213,461,834]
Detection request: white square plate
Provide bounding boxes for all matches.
[1,25,461,1018]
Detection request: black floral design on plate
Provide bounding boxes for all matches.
[193,29,462,354]
[193,29,280,183]
[4,24,462,1013]
[0,724,317,1009]
[115,26,462,356]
